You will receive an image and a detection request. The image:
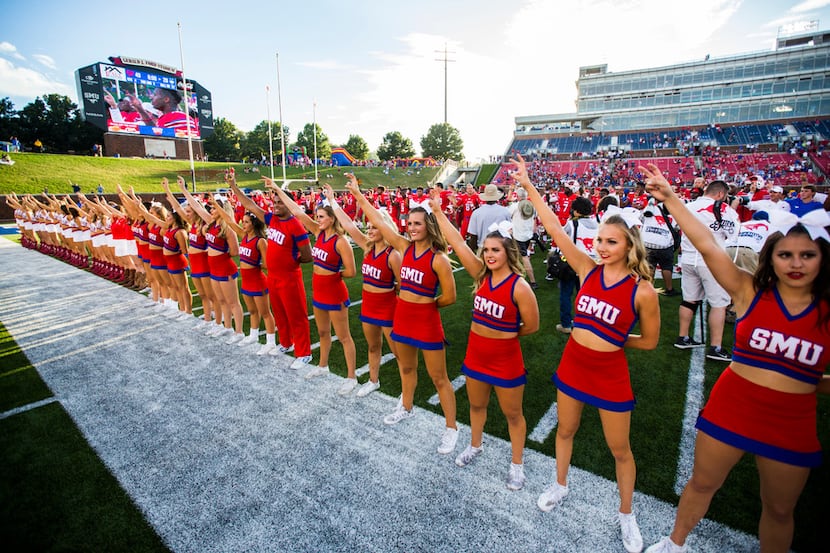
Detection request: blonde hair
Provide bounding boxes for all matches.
[364,209,397,253]
[472,232,525,290]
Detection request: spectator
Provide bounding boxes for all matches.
[467,184,510,250]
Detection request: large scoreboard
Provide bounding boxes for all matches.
[76,56,213,140]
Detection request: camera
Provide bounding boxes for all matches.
[738,196,750,206]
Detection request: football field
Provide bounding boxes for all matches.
[0,237,780,552]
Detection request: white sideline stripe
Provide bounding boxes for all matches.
[528,402,559,444]
[674,304,709,495]
[355,352,396,377]
[310,336,338,350]
[0,397,58,420]
[427,374,466,405]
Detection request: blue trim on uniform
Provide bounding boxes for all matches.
[241,288,267,297]
[731,348,821,384]
[313,298,351,311]
[462,364,526,388]
[696,415,822,468]
[190,271,210,278]
[210,272,239,282]
[553,373,636,412]
[359,314,393,327]
[167,268,186,275]
[390,331,446,351]
[150,264,167,270]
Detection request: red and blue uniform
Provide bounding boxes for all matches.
[188,223,210,278]
[554,266,639,412]
[696,288,830,467]
[147,224,167,270]
[264,213,312,356]
[311,232,349,311]
[462,273,526,387]
[239,235,267,296]
[134,221,150,263]
[162,227,188,273]
[391,245,445,350]
[205,223,238,281]
[360,246,397,327]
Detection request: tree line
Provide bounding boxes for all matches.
[0,95,465,162]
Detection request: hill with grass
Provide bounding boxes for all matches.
[0,153,446,195]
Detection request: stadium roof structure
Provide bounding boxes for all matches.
[512,28,830,155]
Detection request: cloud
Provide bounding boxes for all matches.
[0,41,25,61]
[32,54,57,70]
[0,57,73,99]
[791,0,830,13]
[297,59,354,71]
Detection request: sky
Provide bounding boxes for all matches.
[3,0,830,162]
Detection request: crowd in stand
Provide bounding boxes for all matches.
[6,160,830,553]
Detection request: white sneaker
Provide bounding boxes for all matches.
[454,444,482,467]
[645,537,687,553]
[506,463,526,491]
[304,365,329,379]
[225,332,245,345]
[437,427,459,455]
[355,380,380,397]
[290,355,313,370]
[239,334,259,346]
[337,378,358,395]
[175,311,191,321]
[537,482,569,512]
[619,512,644,553]
[383,403,415,425]
[205,324,224,337]
[256,343,278,356]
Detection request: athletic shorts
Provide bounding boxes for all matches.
[680,261,730,308]
[696,367,822,467]
[208,253,239,281]
[137,243,151,263]
[149,248,167,270]
[391,298,446,350]
[188,250,210,278]
[312,272,350,311]
[241,266,268,296]
[553,338,634,412]
[646,246,674,271]
[359,289,397,327]
[165,253,188,274]
[462,331,526,388]
[516,239,531,257]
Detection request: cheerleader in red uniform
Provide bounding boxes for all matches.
[346,175,460,455]
[642,164,830,553]
[270,185,358,394]
[212,200,278,355]
[430,191,539,490]
[515,154,660,553]
[324,184,402,397]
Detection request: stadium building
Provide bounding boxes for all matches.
[501,28,830,190]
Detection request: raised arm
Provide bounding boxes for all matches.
[323,184,369,249]
[229,174,265,221]
[428,190,482,277]
[642,163,753,307]
[209,195,244,238]
[176,177,212,223]
[344,173,409,252]
[136,201,166,228]
[511,154,595,278]
[162,178,191,222]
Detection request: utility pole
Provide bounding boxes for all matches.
[434,43,455,124]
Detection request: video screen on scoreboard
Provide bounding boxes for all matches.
[99,63,201,139]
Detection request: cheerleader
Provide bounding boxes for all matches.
[324,184,401,397]
[429,190,539,490]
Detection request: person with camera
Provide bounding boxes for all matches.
[550,196,598,334]
[672,179,739,362]
[641,197,680,296]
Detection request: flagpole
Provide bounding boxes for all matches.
[276,53,288,188]
[266,85,274,180]
[313,100,318,183]
[177,22,196,192]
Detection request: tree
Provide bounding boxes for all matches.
[343,134,369,161]
[420,122,464,162]
[376,131,415,161]
[239,120,288,162]
[0,97,18,141]
[295,123,331,160]
[204,117,243,161]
